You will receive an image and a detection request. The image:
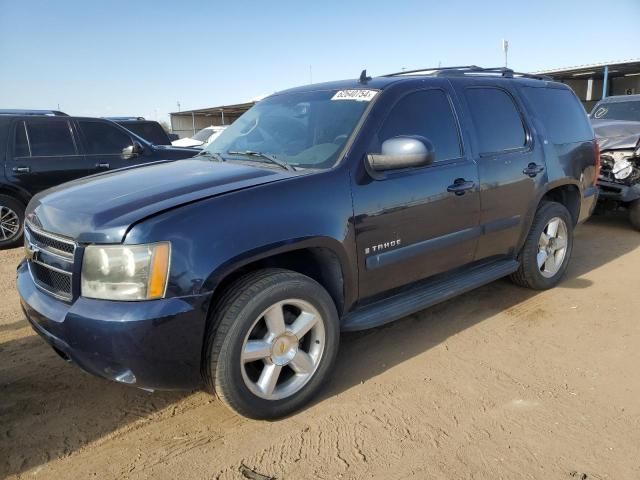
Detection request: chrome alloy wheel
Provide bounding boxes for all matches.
[0,206,20,241]
[240,299,326,401]
[537,216,568,278]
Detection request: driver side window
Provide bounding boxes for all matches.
[79,120,133,155]
[379,89,463,162]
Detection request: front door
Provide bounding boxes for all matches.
[76,119,139,174]
[352,87,481,300]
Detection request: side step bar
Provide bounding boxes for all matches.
[341,259,519,332]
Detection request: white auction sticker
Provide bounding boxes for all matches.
[331,90,378,102]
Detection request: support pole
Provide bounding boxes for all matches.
[602,65,609,99]
[192,112,195,135]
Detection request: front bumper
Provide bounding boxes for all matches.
[597,179,640,204]
[17,260,211,390]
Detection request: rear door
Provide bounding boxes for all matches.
[6,118,89,194]
[452,82,545,260]
[76,119,139,173]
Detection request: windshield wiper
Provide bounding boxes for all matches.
[195,150,225,162]
[227,150,296,172]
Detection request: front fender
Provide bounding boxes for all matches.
[124,168,357,306]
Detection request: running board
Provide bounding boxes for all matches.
[341,259,519,332]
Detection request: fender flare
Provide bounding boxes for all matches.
[202,235,357,311]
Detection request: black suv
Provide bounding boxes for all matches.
[17,67,599,419]
[107,117,174,146]
[0,111,197,248]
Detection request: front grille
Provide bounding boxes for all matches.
[25,222,75,257]
[24,222,76,301]
[29,261,72,299]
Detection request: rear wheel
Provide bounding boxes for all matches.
[204,269,340,419]
[629,199,640,231]
[0,195,25,249]
[510,201,573,290]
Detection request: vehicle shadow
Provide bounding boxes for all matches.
[0,213,636,476]
[320,212,638,404]
[0,329,192,477]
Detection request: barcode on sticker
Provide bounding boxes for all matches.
[331,90,378,102]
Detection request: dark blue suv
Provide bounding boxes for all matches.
[17,67,599,419]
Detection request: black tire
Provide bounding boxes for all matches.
[0,195,25,249]
[629,199,640,231]
[510,201,573,290]
[204,268,340,419]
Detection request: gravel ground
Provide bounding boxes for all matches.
[1,214,639,480]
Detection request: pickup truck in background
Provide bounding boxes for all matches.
[590,94,640,230]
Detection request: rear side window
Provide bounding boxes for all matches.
[25,120,76,157]
[14,121,29,157]
[79,121,133,155]
[379,89,462,161]
[465,88,526,154]
[522,87,593,144]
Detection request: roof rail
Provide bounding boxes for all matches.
[103,116,146,121]
[384,65,552,81]
[0,109,69,116]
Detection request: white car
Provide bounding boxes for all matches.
[171,126,226,148]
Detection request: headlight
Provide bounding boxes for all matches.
[81,242,170,301]
[613,158,633,180]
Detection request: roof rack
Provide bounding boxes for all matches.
[384,65,552,81]
[0,109,69,116]
[103,116,146,121]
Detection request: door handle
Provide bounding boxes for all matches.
[12,166,30,174]
[96,162,110,169]
[447,178,475,196]
[523,163,545,178]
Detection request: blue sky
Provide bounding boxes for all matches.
[1,0,638,123]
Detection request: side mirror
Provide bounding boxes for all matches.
[122,141,144,159]
[367,136,435,172]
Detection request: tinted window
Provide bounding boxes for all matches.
[379,89,462,161]
[14,121,29,157]
[523,87,593,144]
[120,122,170,145]
[25,120,76,157]
[465,88,526,153]
[80,121,133,154]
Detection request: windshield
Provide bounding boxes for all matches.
[591,101,640,122]
[203,89,375,169]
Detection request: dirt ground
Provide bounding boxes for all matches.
[1,214,639,480]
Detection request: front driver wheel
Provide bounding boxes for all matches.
[204,269,339,419]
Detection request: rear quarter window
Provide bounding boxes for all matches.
[522,87,593,144]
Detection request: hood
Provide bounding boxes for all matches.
[592,119,640,151]
[154,144,200,152]
[27,159,292,243]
